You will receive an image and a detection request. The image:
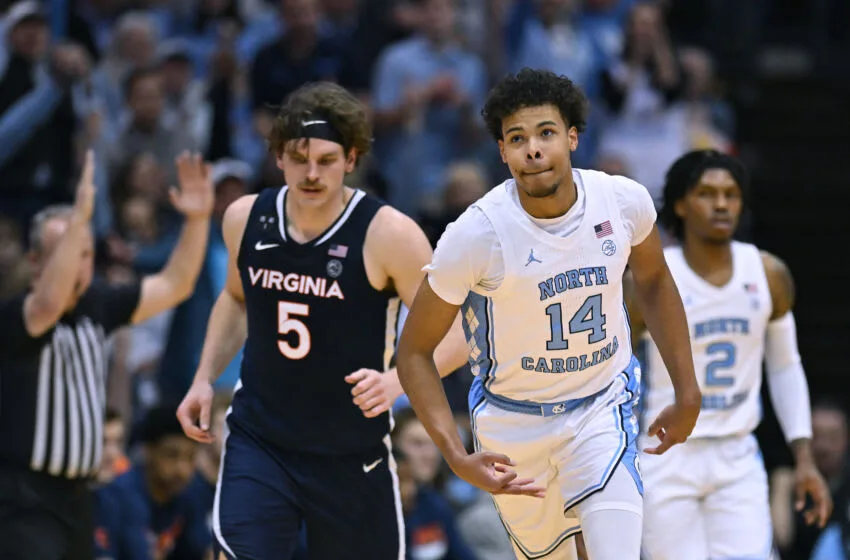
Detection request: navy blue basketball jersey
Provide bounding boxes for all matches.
[231,186,401,455]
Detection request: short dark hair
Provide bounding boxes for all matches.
[139,404,186,445]
[812,397,847,418]
[481,68,589,141]
[659,149,750,241]
[268,82,372,164]
[105,407,122,423]
[391,406,420,440]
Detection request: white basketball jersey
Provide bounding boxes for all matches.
[641,242,773,438]
[464,170,633,403]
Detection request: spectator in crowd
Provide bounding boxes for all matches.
[393,407,446,491]
[91,10,158,130]
[107,67,198,188]
[597,1,685,199]
[371,0,488,216]
[94,404,213,559]
[419,160,489,248]
[677,45,734,151]
[250,0,344,136]
[0,216,30,298]
[157,39,213,155]
[394,445,477,560]
[96,408,131,486]
[0,152,212,559]
[0,1,92,236]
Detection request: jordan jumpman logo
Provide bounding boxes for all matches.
[525,248,542,266]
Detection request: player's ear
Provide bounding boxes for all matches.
[498,139,507,163]
[344,149,357,173]
[568,127,578,152]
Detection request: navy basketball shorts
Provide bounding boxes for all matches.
[212,418,404,559]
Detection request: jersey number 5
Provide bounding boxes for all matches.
[278,301,311,359]
[545,294,607,351]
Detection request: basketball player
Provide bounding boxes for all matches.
[632,150,832,559]
[175,82,467,559]
[396,68,702,560]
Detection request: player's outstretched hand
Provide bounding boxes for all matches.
[449,452,545,498]
[643,399,700,455]
[795,461,833,528]
[170,152,214,220]
[177,380,215,444]
[346,368,403,419]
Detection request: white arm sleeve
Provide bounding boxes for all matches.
[765,312,813,443]
[423,207,502,306]
[612,175,658,246]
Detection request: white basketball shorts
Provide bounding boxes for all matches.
[640,433,776,560]
[469,356,643,559]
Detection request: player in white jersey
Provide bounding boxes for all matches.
[629,150,833,559]
[396,68,702,560]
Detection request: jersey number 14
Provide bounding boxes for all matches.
[544,294,607,350]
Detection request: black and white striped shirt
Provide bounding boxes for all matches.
[0,281,140,479]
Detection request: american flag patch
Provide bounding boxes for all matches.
[594,220,613,238]
[328,244,348,258]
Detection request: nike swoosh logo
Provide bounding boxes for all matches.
[255,241,279,251]
[363,458,383,473]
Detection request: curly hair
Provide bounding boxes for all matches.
[268,82,372,164]
[659,149,750,240]
[481,68,589,141]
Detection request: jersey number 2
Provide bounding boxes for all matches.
[545,294,607,350]
[705,342,736,386]
[278,301,311,359]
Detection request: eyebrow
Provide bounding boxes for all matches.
[504,120,560,136]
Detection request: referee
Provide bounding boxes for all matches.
[0,151,215,559]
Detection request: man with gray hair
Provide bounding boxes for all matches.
[0,150,215,559]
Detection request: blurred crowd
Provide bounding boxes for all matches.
[0,0,846,558]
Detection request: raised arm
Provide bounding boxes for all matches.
[130,154,214,324]
[176,195,254,443]
[23,151,95,337]
[628,226,701,454]
[761,251,831,527]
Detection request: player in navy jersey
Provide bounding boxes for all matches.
[176,82,468,560]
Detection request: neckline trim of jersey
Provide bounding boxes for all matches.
[275,186,366,246]
[668,241,746,294]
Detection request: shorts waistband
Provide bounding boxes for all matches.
[482,384,610,417]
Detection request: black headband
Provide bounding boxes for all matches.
[298,115,345,147]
